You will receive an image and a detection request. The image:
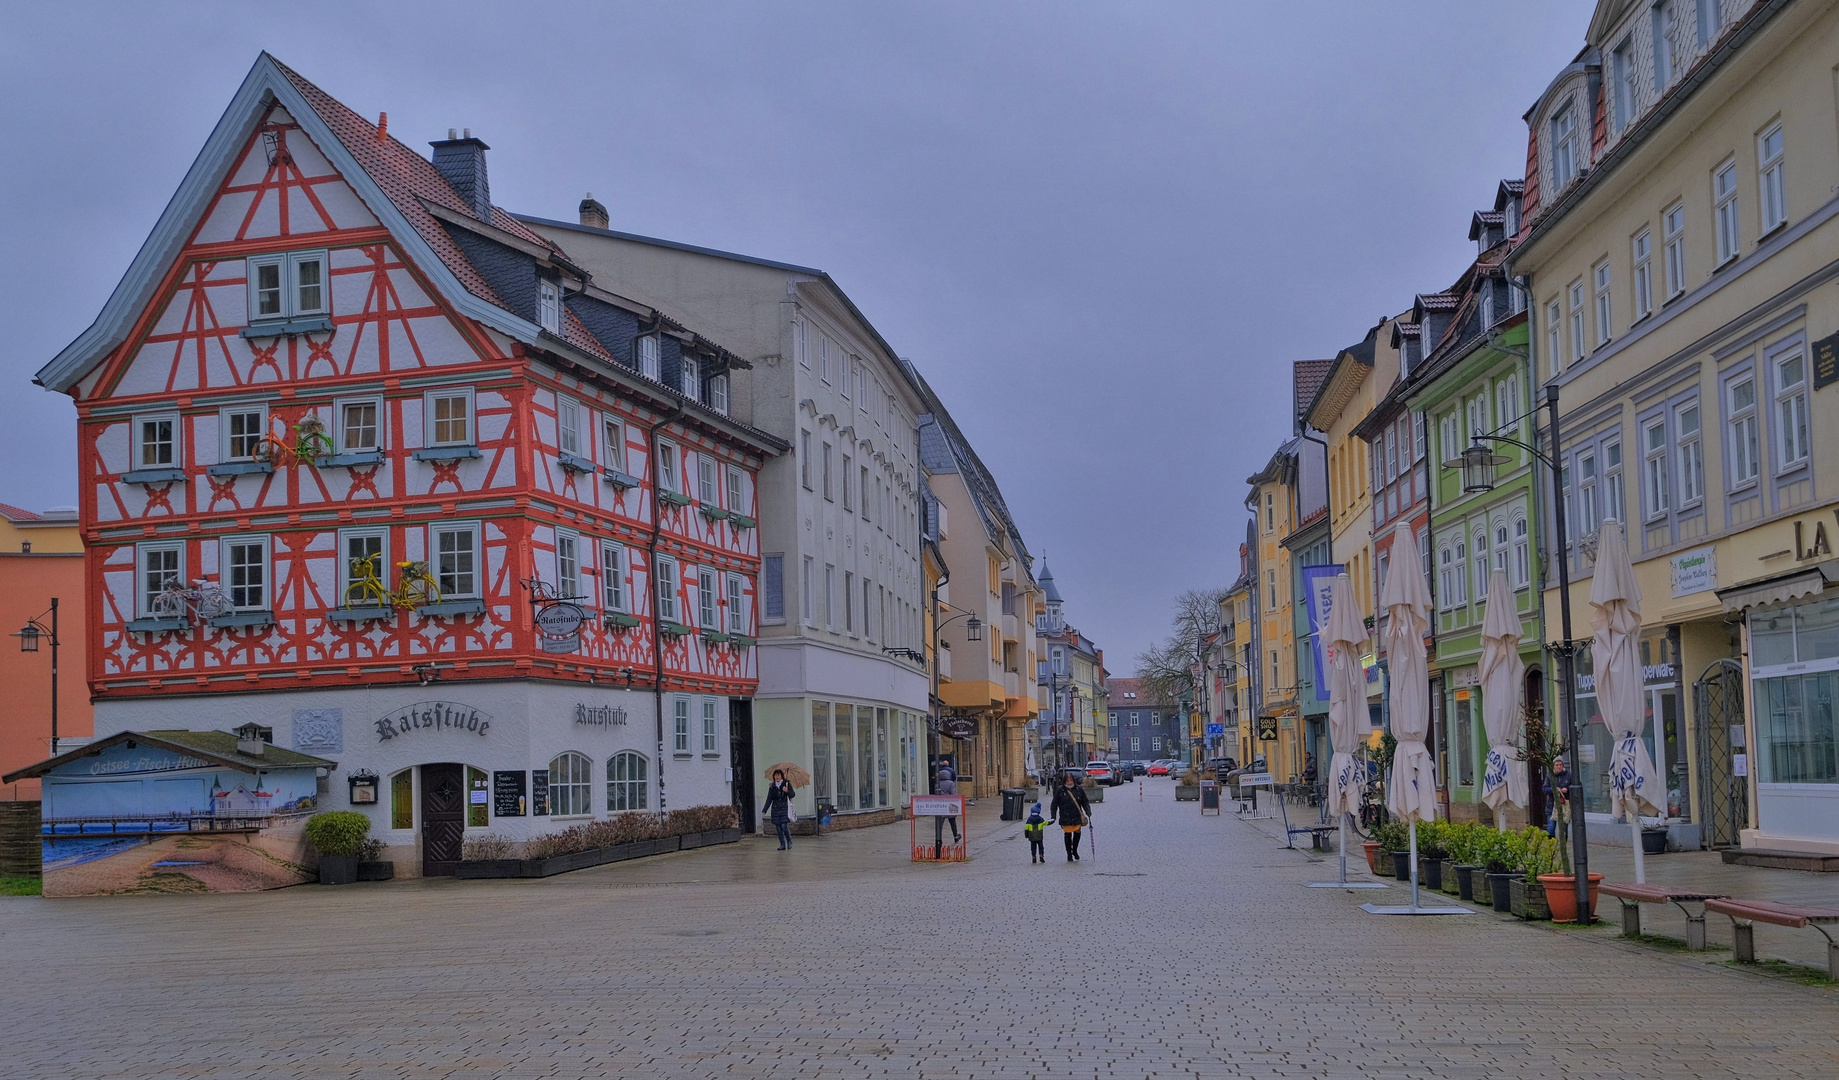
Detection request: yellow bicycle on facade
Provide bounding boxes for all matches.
[345,554,442,611]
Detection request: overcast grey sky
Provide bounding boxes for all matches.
[0,1,1592,666]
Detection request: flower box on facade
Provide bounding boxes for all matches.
[601,468,641,490]
[240,315,333,339]
[453,829,741,880]
[410,445,481,463]
[417,599,487,617]
[122,468,186,486]
[206,461,274,478]
[604,612,642,630]
[728,634,757,648]
[318,450,384,468]
[658,489,692,507]
[699,505,729,521]
[208,611,275,630]
[700,630,729,645]
[660,621,693,638]
[557,452,595,474]
[329,605,394,622]
[125,617,189,634]
[727,513,756,530]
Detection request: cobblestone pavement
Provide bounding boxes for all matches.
[3,780,1836,1079]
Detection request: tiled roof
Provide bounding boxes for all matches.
[1292,359,1335,421]
[0,502,42,522]
[1418,293,1461,311]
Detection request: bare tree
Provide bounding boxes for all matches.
[1134,587,1229,707]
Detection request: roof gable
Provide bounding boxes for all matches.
[37,52,544,396]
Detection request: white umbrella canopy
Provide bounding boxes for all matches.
[1323,574,1368,818]
[1382,529,1438,825]
[1591,520,1664,878]
[1478,569,1528,817]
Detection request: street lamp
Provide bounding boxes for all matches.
[13,598,60,756]
[1443,383,1591,922]
[931,608,985,792]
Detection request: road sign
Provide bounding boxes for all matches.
[1205,723,1224,736]
[1257,716,1279,742]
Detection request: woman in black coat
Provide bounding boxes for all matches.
[763,770,796,850]
[1049,773,1092,862]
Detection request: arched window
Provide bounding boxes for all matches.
[1493,521,1510,576]
[607,752,649,812]
[1512,514,1531,589]
[1473,529,1489,600]
[548,752,594,816]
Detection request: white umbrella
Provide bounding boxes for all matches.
[1478,569,1527,828]
[1311,573,1379,889]
[1363,528,1466,915]
[1591,520,1664,882]
[1383,529,1437,827]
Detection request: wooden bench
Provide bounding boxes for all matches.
[1599,882,1728,950]
[1705,897,1839,980]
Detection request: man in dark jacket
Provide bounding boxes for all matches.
[1050,772,1092,862]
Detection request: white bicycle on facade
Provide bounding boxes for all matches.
[150,578,234,622]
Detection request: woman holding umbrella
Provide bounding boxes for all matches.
[763,769,796,851]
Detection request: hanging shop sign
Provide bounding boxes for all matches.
[373,701,492,742]
[493,770,527,817]
[535,601,587,655]
[941,717,979,741]
[1256,716,1280,742]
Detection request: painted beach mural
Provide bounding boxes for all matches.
[6,730,333,896]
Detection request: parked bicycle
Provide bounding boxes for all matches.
[253,414,335,467]
[150,578,234,621]
[344,554,442,611]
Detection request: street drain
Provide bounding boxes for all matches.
[1094,872,1147,877]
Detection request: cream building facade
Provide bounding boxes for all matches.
[1512,0,1839,853]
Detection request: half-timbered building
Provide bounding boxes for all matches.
[28,54,784,878]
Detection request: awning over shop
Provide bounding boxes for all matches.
[1717,562,1839,614]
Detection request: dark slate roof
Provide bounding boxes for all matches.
[908,360,1031,571]
[2,729,336,783]
[1039,561,1063,603]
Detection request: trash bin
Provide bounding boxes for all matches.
[1000,788,1027,821]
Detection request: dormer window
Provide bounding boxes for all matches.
[247,250,328,322]
[538,279,562,334]
[709,373,730,416]
[681,355,700,400]
[639,335,661,381]
[1550,103,1579,190]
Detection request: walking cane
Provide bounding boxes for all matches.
[1084,807,1095,867]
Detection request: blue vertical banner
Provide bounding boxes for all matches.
[1301,564,1344,702]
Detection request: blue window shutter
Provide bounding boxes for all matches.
[763,554,784,621]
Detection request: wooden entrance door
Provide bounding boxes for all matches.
[421,762,465,876]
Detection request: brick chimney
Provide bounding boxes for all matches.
[430,128,491,221]
[579,192,609,230]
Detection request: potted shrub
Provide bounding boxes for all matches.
[1509,829,1556,920]
[1369,820,1409,880]
[1415,820,1446,892]
[356,837,394,881]
[305,811,371,885]
[1440,821,1472,897]
[1479,830,1524,913]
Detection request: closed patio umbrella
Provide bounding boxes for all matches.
[1591,521,1664,882]
[1307,574,1383,889]
[1364,529,1465,915]
[1478,569,1527,828]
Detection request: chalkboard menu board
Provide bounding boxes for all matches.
[531,768,549,816]
[1814,330,1839,390]
[493,770,527,817]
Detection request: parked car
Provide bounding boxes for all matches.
[1127,760,1148,777]
[1146,761,1171,777]
[1084,760,1115,785]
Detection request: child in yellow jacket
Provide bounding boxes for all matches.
[1023,801,1047,864]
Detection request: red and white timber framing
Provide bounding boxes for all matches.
[57,90,775,703]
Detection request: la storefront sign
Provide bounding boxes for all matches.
[374,701,492,742]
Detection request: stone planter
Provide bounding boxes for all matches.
[356,860,395,882]
[1454,864,1483,902]
[1417,857,1443,892]
[1175,785,1200,802]
[1438,859,1460,896]
[1486,872,1516,913]
[1509,877,1551,920]
[1084,783,1106,803]
[454,830,737,880]
[1390,851,1412,881]
[317,854,359,886]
